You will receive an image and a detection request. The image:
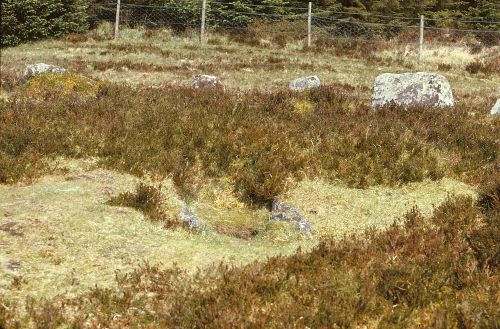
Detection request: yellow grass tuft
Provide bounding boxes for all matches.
[293,99,315,114]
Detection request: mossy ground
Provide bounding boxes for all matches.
[21,72,102,100]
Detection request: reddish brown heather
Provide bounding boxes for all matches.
[465,56,500,77]
[0,81,499,328]
[0,83,498,203]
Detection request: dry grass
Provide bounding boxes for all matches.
[1,29,498,100]
[280,178,476,238]
[0,159,476,311]
[0,159,309,306]
[2,195,498,328]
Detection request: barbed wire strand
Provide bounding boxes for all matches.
[313,16,419,29]
[208,7,308,19]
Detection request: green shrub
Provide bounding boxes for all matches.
[1,0,89,47]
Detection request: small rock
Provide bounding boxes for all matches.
[271,201,304,222]
[193,75,222,89]
[491,99,500,115]
[23,63,66,81]
[271,201,312,234]
[295,220,312,234]
[371,72,454,110]
[0,222,24,237]
[7,260,22,271]
[101,187,114,196]
[289,76,321,92]
[179,207,203,230]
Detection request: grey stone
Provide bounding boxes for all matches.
[371,72,454,110]
[193,74,222,89]
[271,201,304,222]
[271,201,312,234]
[295,220,312,234]
[23,63,66,81]
[179,207,203,230]
[289,76,321,92]
[491,99,500,115]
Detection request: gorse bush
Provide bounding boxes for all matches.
[1,0,89,47]
[1,196,498,327]
[21,72,102,101]
[0,83,498,203]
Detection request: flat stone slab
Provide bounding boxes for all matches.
[193,74,222,89]
[289,76,321,92]
[23,63,66,81]
[271,201,312,234]
[371,72,454,110]
[295,220,312,234]
[271,201,304,222]
[179,207,203,230]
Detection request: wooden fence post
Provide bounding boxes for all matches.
[419,15,424,63]
[114,0,121,40]
[201,0,207,43]
[307,2,312,48]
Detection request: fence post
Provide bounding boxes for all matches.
[114,0,121,40]
[307,2,312,48]
[419,15,424,63]
[201,0,207,43]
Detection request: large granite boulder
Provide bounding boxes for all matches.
[271,201,312,234]
[193,75,222,89]
[371,72,454,110]
[23,63,66,81]
[491,99,500,115]
[289,76,321,92]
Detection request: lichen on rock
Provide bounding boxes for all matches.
[371,72,454,110]
[289,76,321,92]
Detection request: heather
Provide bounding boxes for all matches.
[0,23,499,328]
[0,83,498,203]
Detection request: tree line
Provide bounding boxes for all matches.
[1,0,499,47]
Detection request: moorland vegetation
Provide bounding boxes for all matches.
[0,1,499,326]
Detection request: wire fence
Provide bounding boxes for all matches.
[91,1,500,62]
